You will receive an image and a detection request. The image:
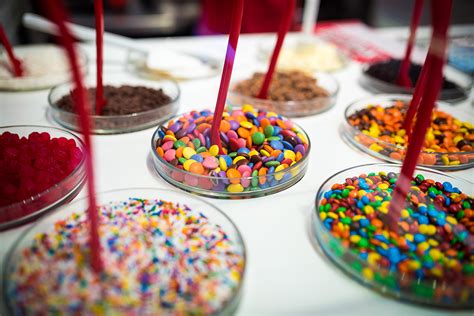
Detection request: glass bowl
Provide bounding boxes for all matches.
[48,75,180,134]
[228,72,339,117]
[359,61,472,104]
[3,188,246,315]
[0,125,86,231]
[151,108,311,199]
[126,49,221,81]
[342,94,474,171]
[312,163,474,308]
[449,35,474,75]
[0,44,88,91]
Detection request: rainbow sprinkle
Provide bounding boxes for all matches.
[6,198,245,315]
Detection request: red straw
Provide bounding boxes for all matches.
[45,0,103,273]
[257,0,296,99]
[94,0,106,115]
[395,0,424,88]
[387,0,452,231]
[0,25,23,77]
[210,0,244,151]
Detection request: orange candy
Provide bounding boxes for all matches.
[189,162,205,174]
[226,168,241,184]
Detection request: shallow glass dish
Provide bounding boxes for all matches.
[48,75,180,134]
[3,188,246,315]
[0,125,86,231]
[312,163,473,308]
[342,94,474,171]
[150,111,311,199]
[228,72,339,117]
[126,49,221,81]
[0,44,88,91]
[359,62,472,104]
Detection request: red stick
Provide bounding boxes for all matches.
[387,0,452,231]
[94,0,106,115]
[210,0,244,151]
[0,25,23,77]
[45,0,103,273]
[257,0,296,99]
[396,0,424,88]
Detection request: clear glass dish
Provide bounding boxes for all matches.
[150,109,311,199]
[342,94,474,171]
[48,75,180,134]
[0,44,88,92]
[312,163,473,308]
[126,49,221,81]
[228,72,339,117]
[359,62,472,104]
[3,188,246,315]
[0,125,86,231]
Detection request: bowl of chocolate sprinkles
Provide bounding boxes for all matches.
[360,59,472,104]
[48,75,180,134]
[228,70,339,117]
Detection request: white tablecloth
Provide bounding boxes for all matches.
[1,31,473,315]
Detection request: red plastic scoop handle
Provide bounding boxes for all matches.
[95,0,107,115]
[210,0,244,151]
[387,0,452,231]
[0,25,23,77]
[257,0,296,99]
[45,0,103,273]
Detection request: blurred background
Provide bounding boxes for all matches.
[1,0,473,43]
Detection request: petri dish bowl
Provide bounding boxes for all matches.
[126,49,222,81]
[151,108,311,199]
[359,61,472,104]
[3,188,246,315]
[228,72,339,117]
[342,94,474,171]
[0,125,86,231]
[0,44,88,92]
[312,163,474,308]
[48,75,180,134]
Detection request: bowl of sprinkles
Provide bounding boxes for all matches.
[4,188,246,315]
[312,163,474,308]
[151,105,311,198]
[0,126,86,231]
[343,94,474,171]
[228,70,338,117]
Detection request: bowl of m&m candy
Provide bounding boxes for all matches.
[312,163,473,308]
[0,126,86,230]
[343,94,474,171]
[151,105,310,198]
[4,188,246,315]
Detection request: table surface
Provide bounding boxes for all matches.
[1,28,473,316]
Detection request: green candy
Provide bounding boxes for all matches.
[341,189,350,198]
[178,157,187,164]
[252,132,265,145]
[264,125,274,137]
[192,138,201,148]
[341,217,351,225]
[358,238,369,248]
[173,140,186,149]
[251,170,258,187]
[265,161,280,167]
[196,146,207,154]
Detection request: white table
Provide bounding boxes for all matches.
[1,30,473,315]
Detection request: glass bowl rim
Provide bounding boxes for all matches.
[0,125,87,214]
[343,93,474,156]
[47,76,181,119]
[150,108,312,182]
[228,71,340,107]
[3,187,247,315]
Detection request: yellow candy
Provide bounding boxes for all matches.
[183,159,197,171]
[242,104,255,113]
[441,155,450,165]
[274,165,286,180]
[328,212,338,219]
[320,212,327,220]
[401,209,410,218]
[350,235,361,244]
[163,135,177,142]
[209,145,219,156]
[364,205,374,215]
[367,253,381,265]
[182,147,196,159]
[417,242,430,253]
[233,156,246,164]
[407,260,421,270]
[363,268,374,280]
[431,267,443,278]
[446,216,458,225]
[283,150,296,161]
[227,183,244,193]
[248,150,259,157]
[404,234,414,242]
[219,157,228,171]
[378,183,389,190]
[240,121,253,129]
[428,239,439,247]
[429,249,442,261]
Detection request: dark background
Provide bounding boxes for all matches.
[1,0,473,43]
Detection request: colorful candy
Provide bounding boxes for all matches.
[154,105,310,194]
[347,101,474,167]
[6,197,245,314]
[317,171,473,304]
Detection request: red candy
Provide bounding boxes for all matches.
[0,131,83,209]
